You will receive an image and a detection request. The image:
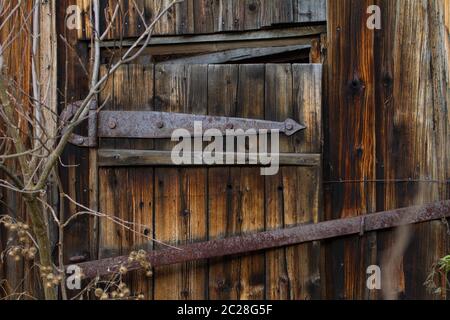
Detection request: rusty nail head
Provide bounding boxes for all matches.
[286,123,294,131]
[69,254,88,263]
[109,121,117,129]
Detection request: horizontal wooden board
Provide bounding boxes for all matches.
[98,149,321,167]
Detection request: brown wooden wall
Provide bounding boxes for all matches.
[324,0,449,299]
[1,0,449,300]
[95,63,322,300]
[0,0,36,296]
[77,0,327,39]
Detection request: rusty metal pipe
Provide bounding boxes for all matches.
[74,200,450,279]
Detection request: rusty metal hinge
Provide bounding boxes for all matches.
[60,100,98,147]
[61,101,306,147]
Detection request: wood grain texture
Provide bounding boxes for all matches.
[99,168,154,298]
[153,64,208,300]
[76,0,327,39]
[207,65,266,300]
[57,0,92,277]
[374,0,449,300]
[67,62,323,300]
[0,0,34,297]
[296,0,327,23]
[97,64,155,298]
[97,149,321,167]
[324,0,377,300]
[207,65,242,300]
[325,0,449,300]
[265,64,322,300]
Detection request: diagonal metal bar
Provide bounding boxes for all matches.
[97,111,305,139]
[73,200,450,279]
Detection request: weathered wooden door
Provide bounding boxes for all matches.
[96,63,322,300]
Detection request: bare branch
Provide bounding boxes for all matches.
[33,0,183,192]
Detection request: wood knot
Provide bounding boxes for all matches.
[279,275,289,284]
[356,146,364,158]
[181,209,191,217]
[154,96,166,109]
[180,289,189,298]
[382,74,393,87]
[349,78,365,93]
[216,279,226,290]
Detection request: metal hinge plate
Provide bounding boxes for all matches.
[61,101,306,147]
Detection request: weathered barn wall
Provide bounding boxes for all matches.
[1,0,448,300]
[95,63,322,300]
[324,0,449,299]
[0,0,35,296]
[77,0,327,39]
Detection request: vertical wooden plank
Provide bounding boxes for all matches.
[445,2,450,299]
[128,65,155,150]
[99,64,154,150]
[374,0,449,299]
[76,0,91,40]
[373,0,404,300]
[153,0,177,35]
[193,0,216,33]
[324,0,377,300]
[259,0,273,28]
[288,64,322,299]
[296,0,327,23]
[208,65,265,300]
[176,0,195,34]
[57,0,92,285]
[293,64,322,154]
[271,0,294,25]
[244,0,263,30]
[105,0,125,39]
[127,0,143,37]
[234,65,266,300]
[97,64,155,297]
[98,65,115,150]
[98,168,154,298]
[119,0,132,38]
[264,65,292,300]
[154,168,208,300]
[127,168,154,299]
[445,0,450,247]
[215,0,246,32]
[207,65,238,301]
[264,64,322,300]
[98,169,122,259]
[153,64,208,300]
[0,0,35,297]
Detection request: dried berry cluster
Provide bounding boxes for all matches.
[94,282,145,300]
[3,219,37,261]
[41,266,63,288]
[127,250,153,278]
